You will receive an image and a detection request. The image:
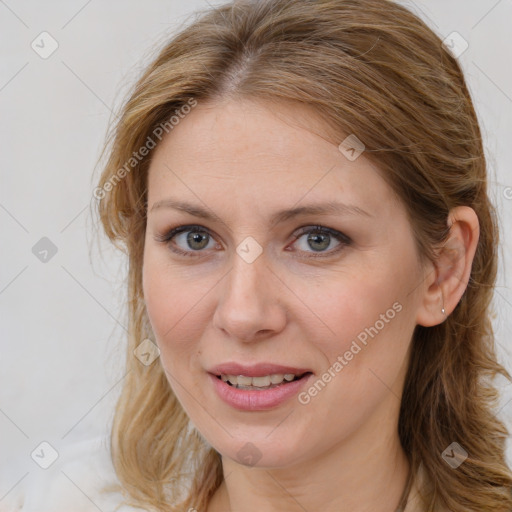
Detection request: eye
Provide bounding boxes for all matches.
[153,224,352,259]
[289,225,352,258]
[154,224,219,258]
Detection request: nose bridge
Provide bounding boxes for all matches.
[212,243,284,340]
[225,247,268,316]
[227,232,268,301]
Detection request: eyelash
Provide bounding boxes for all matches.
[154,224,352,259]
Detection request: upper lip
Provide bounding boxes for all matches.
[208,362,313,378]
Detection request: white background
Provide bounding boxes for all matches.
[1,1,511,510]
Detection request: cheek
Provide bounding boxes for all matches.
[142,264,202,405]
[297,276,413,426]
[142,250,214,369]
[143,265,174,340]
[301,265,417,406]
[298,269,405,349]
[142,252,187,350]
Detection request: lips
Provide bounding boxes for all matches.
[208,362,313,378]
[208,371,313,410]
[206,362,314,410]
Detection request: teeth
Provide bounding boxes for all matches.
[251,376,271,387]
[220,373,302,389]
[237,375,253,386]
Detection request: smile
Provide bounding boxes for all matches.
[218,373,307,389]
[209,372,313,410]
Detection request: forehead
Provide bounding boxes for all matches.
[146,98,399,220]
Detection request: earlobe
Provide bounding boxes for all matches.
[416,206,480,327]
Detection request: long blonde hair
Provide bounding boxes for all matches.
[95,0,512,510]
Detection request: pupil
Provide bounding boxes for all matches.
[308,233,329,251]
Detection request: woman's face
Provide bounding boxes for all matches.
[143,98,428,468]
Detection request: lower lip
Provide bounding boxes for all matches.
[208,373,313,411]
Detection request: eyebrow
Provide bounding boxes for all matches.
[149,199,372,227]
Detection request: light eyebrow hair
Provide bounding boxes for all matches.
[149,198,372,228]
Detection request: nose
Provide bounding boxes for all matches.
[212,248,287,342]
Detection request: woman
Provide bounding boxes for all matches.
[95,0,512,510]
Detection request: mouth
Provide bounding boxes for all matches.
[215,372,312,390]
[208,367,314,410]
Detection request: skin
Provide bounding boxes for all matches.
[142,97,479,512]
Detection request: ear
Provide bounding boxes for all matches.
[416,206,480,327]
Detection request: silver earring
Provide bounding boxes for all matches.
[441,307,446,315]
